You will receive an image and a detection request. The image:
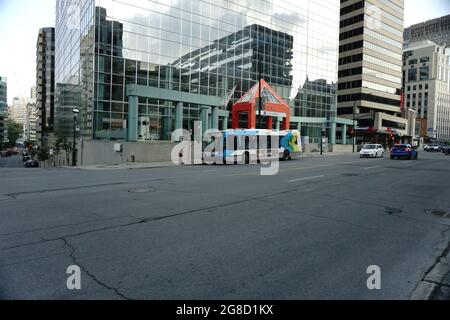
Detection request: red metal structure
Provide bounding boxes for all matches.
[232,79,290,130]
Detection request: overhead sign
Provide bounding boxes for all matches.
[256,110,286,118]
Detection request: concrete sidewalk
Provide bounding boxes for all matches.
[65,152,354,171]
[64,161,178,171]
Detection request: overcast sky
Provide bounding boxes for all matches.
[0,0,449,104]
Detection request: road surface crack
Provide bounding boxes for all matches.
[62,238,132,300]
[410,226,450,299]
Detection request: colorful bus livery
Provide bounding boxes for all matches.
[205,129,302,164]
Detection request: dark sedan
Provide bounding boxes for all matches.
[390,144,418,160]
[24,159,39,168]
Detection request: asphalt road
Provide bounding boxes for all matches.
[0,152,449,299]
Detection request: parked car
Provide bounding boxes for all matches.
[24,159,39,168]
[22,155,31,162]
[0,150,8,157]
[443,146,450,155]
[360,144,384,158]
[426,144,440,152]
[390,144,418,160]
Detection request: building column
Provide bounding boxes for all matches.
[211,107,219,130]
[275,117,282,131]
[222,117,228,130]
[200,106,210,136]
[267,117,273,130]
[342,124,347,145]
[127,95,138,142]
[330,121,336,145]
[173,101,183,141]
[297,122,302,131]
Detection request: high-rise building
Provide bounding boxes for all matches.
[55,0,348,144]
[404,14,450,47]
[30,86,37,100]
[36,27,55,147]
[10,96,29,127]
[403,40,450,140]
[25,101,38,142]
[338,0,407,145]
[0,76,7,147]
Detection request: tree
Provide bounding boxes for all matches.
[53,137,72,166]
[37,147,50,163]
[6,121,21,148]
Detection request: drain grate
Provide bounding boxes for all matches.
[426,209,450,218]
[128,187,156,193]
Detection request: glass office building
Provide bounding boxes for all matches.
[0,77,6,146]
[55,0,340,141]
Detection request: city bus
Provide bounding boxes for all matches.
[204,129,302,164]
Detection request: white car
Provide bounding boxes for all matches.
[360,144,384,158]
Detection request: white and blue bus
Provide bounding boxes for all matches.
[204,129,302,164]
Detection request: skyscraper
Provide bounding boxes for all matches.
[55,0,342,144]
[338,0,406,145]
[36,27,55,147]
[404,14,450,47]
[403,40,450,140]
[0,76,6,147]
[10,96,29,127]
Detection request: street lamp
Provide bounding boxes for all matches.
[352,100,357,153]
[72,108,80,167]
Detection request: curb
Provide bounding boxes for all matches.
[410,242,450,300]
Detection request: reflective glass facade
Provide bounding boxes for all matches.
[0,77,6,145]
[55,0,340,141]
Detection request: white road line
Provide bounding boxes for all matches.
[289,175,325,183]
[363,165,381,170]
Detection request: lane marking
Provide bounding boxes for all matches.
[289,175,325,183]
[230,160,363,177]
[363,165,381,170]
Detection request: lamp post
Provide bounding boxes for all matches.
[258,58,263,129]
[72,108,80,167]
[352,100,357,153]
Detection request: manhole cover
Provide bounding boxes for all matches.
[128,187,156,193]
[385,207,402,215]
[426,210,450,218]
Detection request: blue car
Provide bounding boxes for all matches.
[390,144,418,160]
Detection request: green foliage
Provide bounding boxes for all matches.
[53,136,72,166]
[6,121,21,148]
[37,147,50,162]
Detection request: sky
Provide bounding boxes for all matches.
[0,0,449,105]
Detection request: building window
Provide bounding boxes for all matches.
[420,66,429,81]
[420,56,430,63]
[408,59,417,65]
[408,68,417,82]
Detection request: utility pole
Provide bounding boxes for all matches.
[72,108,79,166]
[353,100,357,153]
[258,59,263,129]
